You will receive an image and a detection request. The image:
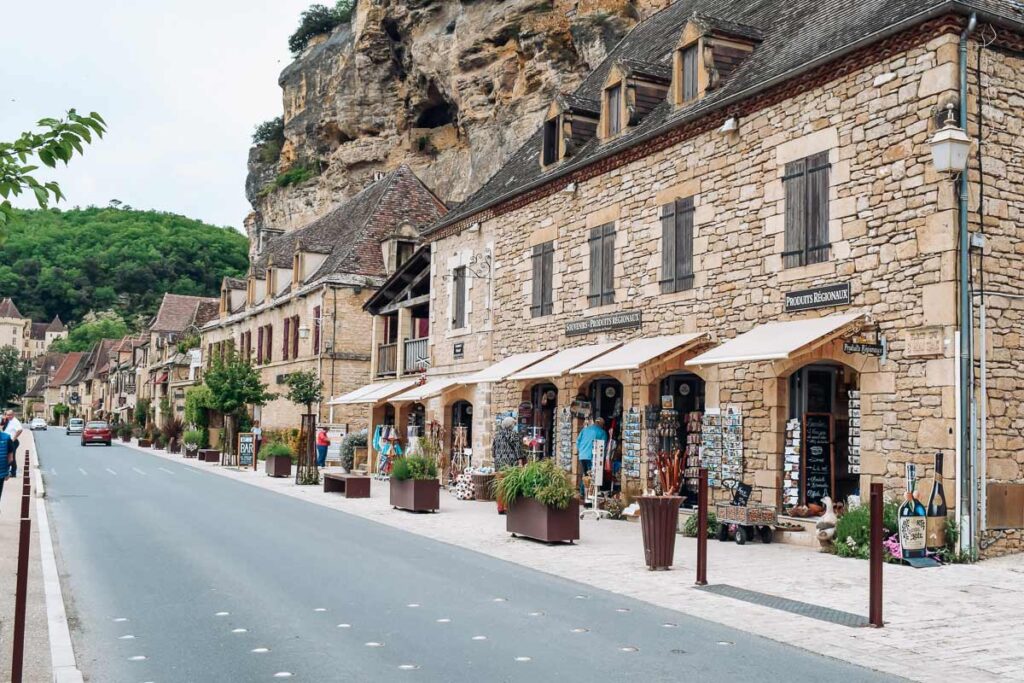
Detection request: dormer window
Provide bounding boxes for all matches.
[681,45,698,101]
[672,15,761,107]
[605,84,623,136]
[542,117,559,166]
[396,240,416,268]
[539,96,597,168]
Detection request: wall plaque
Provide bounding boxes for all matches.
[565,310,641,336]
[453,342,464,359]
[784,282,851,312]
[843,342,884,357]
[904,326,945,357]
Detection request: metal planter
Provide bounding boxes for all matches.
[639,495,682,570]
[506,497,580,543]
[265,455,292,478]
[390,478,440,512]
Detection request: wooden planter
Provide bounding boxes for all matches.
[506,497,580,543]
[265,455,292,478]
[639,495,682,570]
[198,448,221,463]
[183,444,199,458]
[137,439,152,448]
[472,473,495,501]
[169,440,181,454]
[120,435,130,443]
[390,478,440,512]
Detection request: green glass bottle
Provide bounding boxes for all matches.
[926,452,948,551]
[899,463,927,559]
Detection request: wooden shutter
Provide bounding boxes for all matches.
[265,325,272,362]
[313,306,321,354]
[283,318,290,360]
[783,157,807,268]
[588,227,602,306]
[806,151,831,265]
[682,46,698,101]
[542,118,558,165]
[453,267,466,328]
[541,242,554,316]
[676,197,695,289]
[257,327,264,364]
[292,315,299,359]
[607,85,621,135]
[660,202,677,293]
[531,245,544,317]
[601,223,615,305]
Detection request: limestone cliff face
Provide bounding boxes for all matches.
[245,0,671,243]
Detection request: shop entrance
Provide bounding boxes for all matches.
[655,373,706,505]
[587,378,623,491]
[788,364,859,507]
[524,384,557,458]
[451,400,473,455]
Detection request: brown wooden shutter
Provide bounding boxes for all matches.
[541,242,554,316]
[677,197,695,289]
[601,223,615,305]
[588,227,602,306]
[806,151,831,264]
[660,202,677,294]
[531,245,544,317]
[265,325,272,362]
[313,306,321,354]
[683,46,698,101]
[292,315,299,358]
[257,327,264,364]
[783,158,807,268]
[283,318,290,360]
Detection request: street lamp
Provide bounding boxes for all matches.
[929,103,972,174]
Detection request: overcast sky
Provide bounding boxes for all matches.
[1,0,315,230]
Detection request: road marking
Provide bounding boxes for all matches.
[78,468,87,476]
[251,647,270,653]
[406,603,420,608]
[528,611,544,617]
[118,634,135,640]
[313,607,327,612]
[336,624,351,629]
[365,642,384,648]
[273,673,292,678]
[619,646,639,653]
[571,628,589,633]
[717,641,734,646]
[232,628,247,633]
[215,612,229,616]
[114,618,129,623]
[398,664,419,670]
[514,656,531,662]
[36,497,84,682]
[131,467,147,476]
[436,618,450,623]
[615,608,631,613]
[105,468,118,476]
[157,467,175,475]
[128,655,147,661]
[472,636,487,641]
[492,597,507,603]
[662,623,678,628]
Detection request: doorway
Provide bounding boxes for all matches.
[451,400,473,454]
[526,384,557,458]
[657,372,706,504]
[587,378,623,491]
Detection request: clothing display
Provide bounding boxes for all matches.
[492,425,522,470]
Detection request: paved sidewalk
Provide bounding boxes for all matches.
[115,441,1024,681]
[0,431,52,681]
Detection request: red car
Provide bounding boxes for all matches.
[81,421,112,447]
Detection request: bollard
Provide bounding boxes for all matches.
[695,467,708,586]
[11,516,31,683]
[20,490,30,519]
[869,482,884,628]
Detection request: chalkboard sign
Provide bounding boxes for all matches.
[802,413,834,505]
[729,481,753,507]
[238,433,256,470]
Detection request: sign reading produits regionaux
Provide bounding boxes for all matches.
[784,282,851,312]
[565,310,642,336]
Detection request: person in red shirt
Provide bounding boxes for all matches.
[315,427,330,468]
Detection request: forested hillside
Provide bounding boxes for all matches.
[0,207,248,324]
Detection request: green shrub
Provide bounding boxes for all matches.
[682,511,719,538]
[288,2,355,55]
[183,430,205,447]
[274,164,317,188]
[392,455,437,481]
[252,117,284,146]
[495,459,576,510]
[263,442,294,462]
[339,430,367,470]
[834,502,900,560]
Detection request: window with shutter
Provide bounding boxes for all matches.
[783,151,831,268]
[265,324,272,362]
[292,315,299,358]
[531,241,555,318]
[313,306,321,354]
[588,223,616,307]
[257,327,264,364]
[542,118,559,165]
[606,84,622,136]
[452,266,467,329]
[682,45,698,102]
[283,318,290,360]
[660,196,695,293]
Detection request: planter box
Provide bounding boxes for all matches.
[137,439,152,448]
[169,442,181,454]
[183,445,199,458]
[506,497,579,543]
[265,455,292,478]
[390,478,440,512]
[639,496,682,570]
[120,435,130,443]
[198,448,221,463]
[472,473,495,501]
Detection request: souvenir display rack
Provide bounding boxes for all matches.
[644,405,660,491]
[557,407,573,471]
[622,407,642,479]
[683,411,703,491]
[847,389,861,475]
[783,417,801,508]
[701,406,743,488]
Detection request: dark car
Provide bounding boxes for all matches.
[81,421,112,447]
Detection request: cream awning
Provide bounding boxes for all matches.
[328,379,419,405]
[390,375,466,402]
[507,342,622,381]
[686,313,864,366]
[462,351,558,384]
[570,333,709,374]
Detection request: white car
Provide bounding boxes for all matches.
[66,418,85,435]
[29,418,47,430]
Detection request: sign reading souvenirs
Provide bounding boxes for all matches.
[453,342,464,359]
[238,432,256,470]
[843,341,884,356]
[784,283,851,312]
[565,310,642,337]
[904,326,945,357]
[802,413,834,505]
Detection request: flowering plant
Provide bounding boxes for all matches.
[882,533,902,560]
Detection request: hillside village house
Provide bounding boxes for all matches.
[202,165,446,431]
[106,335,146,422]
[418,1,1024,557]
[46,351,84,423]
[0,297,67,360]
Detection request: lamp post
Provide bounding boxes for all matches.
[928,104,972,173]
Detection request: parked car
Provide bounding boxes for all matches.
[81,421,112,447]
[66,418,85,435]
[29,418,47,430]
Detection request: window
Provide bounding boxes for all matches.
[587,223,616,307]
[291,315,300,359]
[783,151,831,268]
[313,306,321,354]
[283,317,291,360]
[681,45,698,102]
[257,327,264,364]
[606,84,622,136]
[531,241,554,317]
[264,324,273,363]
[660,196,695,293]
[452,266,467,329]
[396,241,416,268]
[542,117,559,165]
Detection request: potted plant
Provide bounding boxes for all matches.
[390,454,440,513]
[137,427,152,448]
[118,423,132,442]
[183,429,203,458]
[495,459,579,543]
[162,417,184,454]
[153,434,166,450]
[339,430,367,473]
[264,442,293,478]
[639,450,685,570]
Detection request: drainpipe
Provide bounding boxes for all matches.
[957,12,977,556]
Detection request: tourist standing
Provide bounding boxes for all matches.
[3,410,22,479]
[315,427,330,468]
[0,429,11,503]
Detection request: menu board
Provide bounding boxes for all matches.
[557,407,573,471]
[802,413,833,504]
[238,433,256,469]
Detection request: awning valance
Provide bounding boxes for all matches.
[462,351,557,385]
[507,342,621,381]
[686,313,864,366]
[390,375,466,402]
[328,379,419,405]
[155,372,169,384]
[570,333,708,374]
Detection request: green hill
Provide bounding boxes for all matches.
[0,207,249,325]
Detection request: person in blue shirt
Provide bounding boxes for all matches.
[576,417,607,482]
[0,430,12,503]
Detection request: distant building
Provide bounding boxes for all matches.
[0,298,68,360]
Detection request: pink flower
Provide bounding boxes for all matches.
[882,533,902,560]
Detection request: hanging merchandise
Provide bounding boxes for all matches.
[701,406,743,488]
[847,389,861,474]
[682,410,703,491]
[376,425,403,480]
[644,405,660,491]
[406,425,422,456]
[450,425,470,483]
[783,418,801,508]
[557,407,573,471]
[621,407,642,479]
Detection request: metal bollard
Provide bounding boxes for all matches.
[12,516,31,682]
[869,482,884,628]
[695,467,708,586]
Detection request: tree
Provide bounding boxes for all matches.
[52,402,69,425]
[285,370,324,484]
[204,351,276,455]
[288,1,356,55]
[49,314,129,352]
[0,110,105,236]
[284,370,323,416]
[0,346,27,408]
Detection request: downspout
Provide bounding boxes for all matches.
[957,12,977,556]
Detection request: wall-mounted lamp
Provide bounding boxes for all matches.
[562,182,577,194]
[467,222,481,234]
[929,103,972,174]
[719,116,738,135]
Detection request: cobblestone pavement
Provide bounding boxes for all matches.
[126,443,1024,681]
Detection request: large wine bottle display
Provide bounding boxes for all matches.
[898,463,928,559]
[926,452,947,551]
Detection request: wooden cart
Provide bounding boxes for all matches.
[715,502,778,545]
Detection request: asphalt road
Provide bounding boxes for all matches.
[37,430,897,682]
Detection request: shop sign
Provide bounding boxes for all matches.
[453,342,464,359]
[843,341,884,357]
[904,326,945,357]
[565,310,642,337]
[784,282,851,312]
[238,432,256,470]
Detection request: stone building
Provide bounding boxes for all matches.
[422,1,1024,556]
[46,351,84,424]
[203,165,446,431]
[0,298,66,360]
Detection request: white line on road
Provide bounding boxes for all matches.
[131,467,147,476]
[157,467,175,475]
[50,468,57,476]
[105,468,118,476]
[36,497,85,683]
[78,468,87,476]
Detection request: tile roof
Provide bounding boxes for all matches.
[253,165,446,282]
[0,298,24,319]
[428,0,1023,234]
[151,293,220,333]
[49,352,84,389]
[30,322,49,340]
[46,315,66,333]
[224,277,247,290]
[63,351,92,386]
[24,374,47,398]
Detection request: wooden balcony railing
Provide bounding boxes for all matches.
[377,342,397,376]
[404,337,429,374]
